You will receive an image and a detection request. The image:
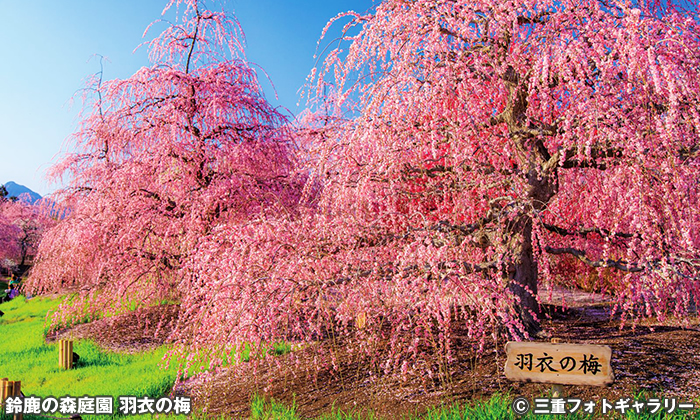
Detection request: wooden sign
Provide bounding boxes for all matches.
[505,341,614,386]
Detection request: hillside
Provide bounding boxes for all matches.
[3,181,42,204]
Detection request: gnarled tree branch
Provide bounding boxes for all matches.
[544,245,644,272]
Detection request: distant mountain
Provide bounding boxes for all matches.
[3,181,42,204]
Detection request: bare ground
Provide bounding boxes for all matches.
[46,304,180,353]
[48,288,700,419]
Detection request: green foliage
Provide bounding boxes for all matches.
[0,296,177,420]
[175,340,294,377]
[242,393,700,420]
[272,341,292,356]
[250,394,299,419]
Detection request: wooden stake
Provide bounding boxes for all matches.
[2,380,13,411]
[1,379,22,420]
[0,378,8,409]
[59,339,74,369]
[550,338,564,398]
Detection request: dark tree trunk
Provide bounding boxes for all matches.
[506,214,541,338]
[19,248,27,268]
[498,66,559,339]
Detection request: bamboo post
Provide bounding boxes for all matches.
[1,378,8,409]
[59,339,64,369]
[59,339,74,369]
[1,379,13,413]
[1,379,22,420]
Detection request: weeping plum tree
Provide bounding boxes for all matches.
[0,196,51,273]
[25,0,700,383]
[148,0,700,382]
[0,192,21,269]
[302,0,700,340]
[26,0,301,322]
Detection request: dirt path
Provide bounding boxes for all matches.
[178,287,700,418]
[46,304,180,353]
[49,289,700,418]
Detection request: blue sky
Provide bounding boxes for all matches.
[0,0,375,196]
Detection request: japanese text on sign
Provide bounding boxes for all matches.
[504,341,614,386]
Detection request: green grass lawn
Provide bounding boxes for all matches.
[1,296,697,420]
[0,295,182,420]
[249,392,698,420]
